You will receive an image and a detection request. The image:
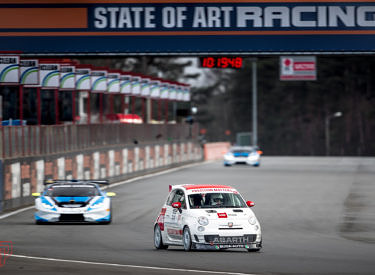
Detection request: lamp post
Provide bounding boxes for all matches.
[325,111,342,156]
[251,58,257,147]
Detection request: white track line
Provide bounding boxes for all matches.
[0,206,34,220]
[9,254,255,275]
[0,161,213,220]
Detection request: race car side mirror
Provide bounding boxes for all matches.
[246,201,255,207]
[32,193,41,197]
[106,192,116,197]
[172,202,182,209]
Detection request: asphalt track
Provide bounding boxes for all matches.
[1,157,375,275]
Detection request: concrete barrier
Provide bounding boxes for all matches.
[204,142,231,161]
[0,141,203,213]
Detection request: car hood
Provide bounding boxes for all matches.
[189,208,255,220]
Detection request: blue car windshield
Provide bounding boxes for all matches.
[46,185,100,197]
[231,150,254,154]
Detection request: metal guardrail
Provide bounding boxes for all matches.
[0,123,197,159]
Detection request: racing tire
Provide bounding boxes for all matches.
[154,225,168,250]
[183,226,193,251]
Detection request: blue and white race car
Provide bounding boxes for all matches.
[32,180,116,224]
[223,146,262,167]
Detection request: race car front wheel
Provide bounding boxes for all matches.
[183,226,193,251]
[154,225,168,250]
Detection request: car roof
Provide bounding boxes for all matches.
[182,184,233,190]
[171,184,237,193]
[230,146,257,150]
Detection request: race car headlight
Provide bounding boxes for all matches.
[198,216,209,226]
[248,216,257,225]
[89,202,105,209]
[224,153,234,159]
[40,197,55,209]
[197,226,205,232]
[41,203,55,209]
[88,197,106,210]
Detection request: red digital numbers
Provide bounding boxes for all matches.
[202,57,215,68]
[200,57,243,69]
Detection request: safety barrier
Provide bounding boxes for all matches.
[0,140,203,212]
[204,142,231,161]
[0,123,197,159]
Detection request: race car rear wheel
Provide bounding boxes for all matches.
[183,226,193,251]
[154,225,168,249]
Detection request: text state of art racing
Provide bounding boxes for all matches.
[32,180,116,224]
[154,184,262,252]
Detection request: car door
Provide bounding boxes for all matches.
[164,189,186,242]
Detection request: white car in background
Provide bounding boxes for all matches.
[154,184,262,252]
[223,146,262,167]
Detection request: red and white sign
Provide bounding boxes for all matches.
[280,56,317,81]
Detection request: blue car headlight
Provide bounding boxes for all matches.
[40,197,56,209]
[88,197,107,211]
[225,153,234,159]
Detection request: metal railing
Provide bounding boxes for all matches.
[0,123,197,159]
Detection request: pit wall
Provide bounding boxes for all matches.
[0,141,203,212]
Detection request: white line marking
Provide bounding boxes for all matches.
[9,254,255,275]
[0,161,212,220]
[0,206,34,220]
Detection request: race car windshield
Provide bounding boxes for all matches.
[46,185,100,197]
[231,150,254,154]
[188,193,247,209]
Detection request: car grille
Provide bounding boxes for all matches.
[204,234,257,244]
[54,201,89,208]
[219,228,243,230]
[59,214,85,222]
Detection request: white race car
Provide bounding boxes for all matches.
[32,180,116,224]
[154,184,262,252]
[223,146,262,167]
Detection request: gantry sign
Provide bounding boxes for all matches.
[0,0,374,55]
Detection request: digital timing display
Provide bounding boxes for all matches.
[200,57,243,69]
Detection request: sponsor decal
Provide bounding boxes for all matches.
[217,244,247,249]
[0,241,12,267]
[167,228,183,236]
[217,213,228,218]
[190,188,236,193]
[212,236,254,244]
